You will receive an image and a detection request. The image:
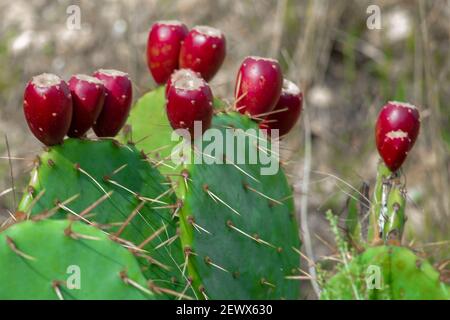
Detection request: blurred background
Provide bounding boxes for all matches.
[0,0,448,298]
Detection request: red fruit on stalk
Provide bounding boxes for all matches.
[377,131,412,172]
[23,73,72,146]
[166,74,213,137]
[234,56,283,118]
[67,74,105,138]
[179,26,226,81]
[93,69,132,137]
[260,79,303,137]
[165,68,201,97]
[146,20,189,84]
[375,101,421,172]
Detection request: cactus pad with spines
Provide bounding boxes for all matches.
[17,138,193,299]
[321,246,450,300]
[0,219,152,299]
[177,111,301,299]
[119,86,225,175]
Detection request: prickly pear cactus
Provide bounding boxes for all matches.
[17,138,193,299]
[120,86,301,299]
[176,111,301,299]
[324,161,449,300]
[0,219,152,299]
[321,246,450,300]
[119,86,224,175]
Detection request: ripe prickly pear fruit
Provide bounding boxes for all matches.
[23,73,72,146]
[67,74,105,138]
[260,79,303,137]
[179,26,226,81]
[93,69,132,137]
[166,73,213,137]
[146,20,189,84]
[377,130,412,172]
[234,56,283,118]
[165,68,201,97]
[375,101,420,172]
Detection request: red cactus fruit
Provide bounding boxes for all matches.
[93,69,132,137]
[146,20,189,84]
[23,73,72,146]
[166,68,201,97]
[234,56,283,118]
[259,79,303,137]
[375,101,421,172]
[179,26,226,81]
[166,74,213,138]
[67,74,105,138]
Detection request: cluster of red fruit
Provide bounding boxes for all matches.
[147,21,421,172]
[22,20,421,174]
[23,69,132,146]
[147,21,304,138]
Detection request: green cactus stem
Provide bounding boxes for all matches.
[368,162,406,244]
[383,181,406,244]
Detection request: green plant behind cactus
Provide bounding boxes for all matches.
[321,245,449,300]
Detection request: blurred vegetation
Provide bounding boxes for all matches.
[0,0,448,298]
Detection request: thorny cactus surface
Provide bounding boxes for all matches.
[122,86,301,299]
[176,112,300,299]
[0,220,152,299]
[16,138,193,299]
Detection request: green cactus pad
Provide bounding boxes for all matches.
[17,138,193,299]
[119,86,225,175]
[177,111,301,299]
[0,220,152,299]
[321,246,449,300]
